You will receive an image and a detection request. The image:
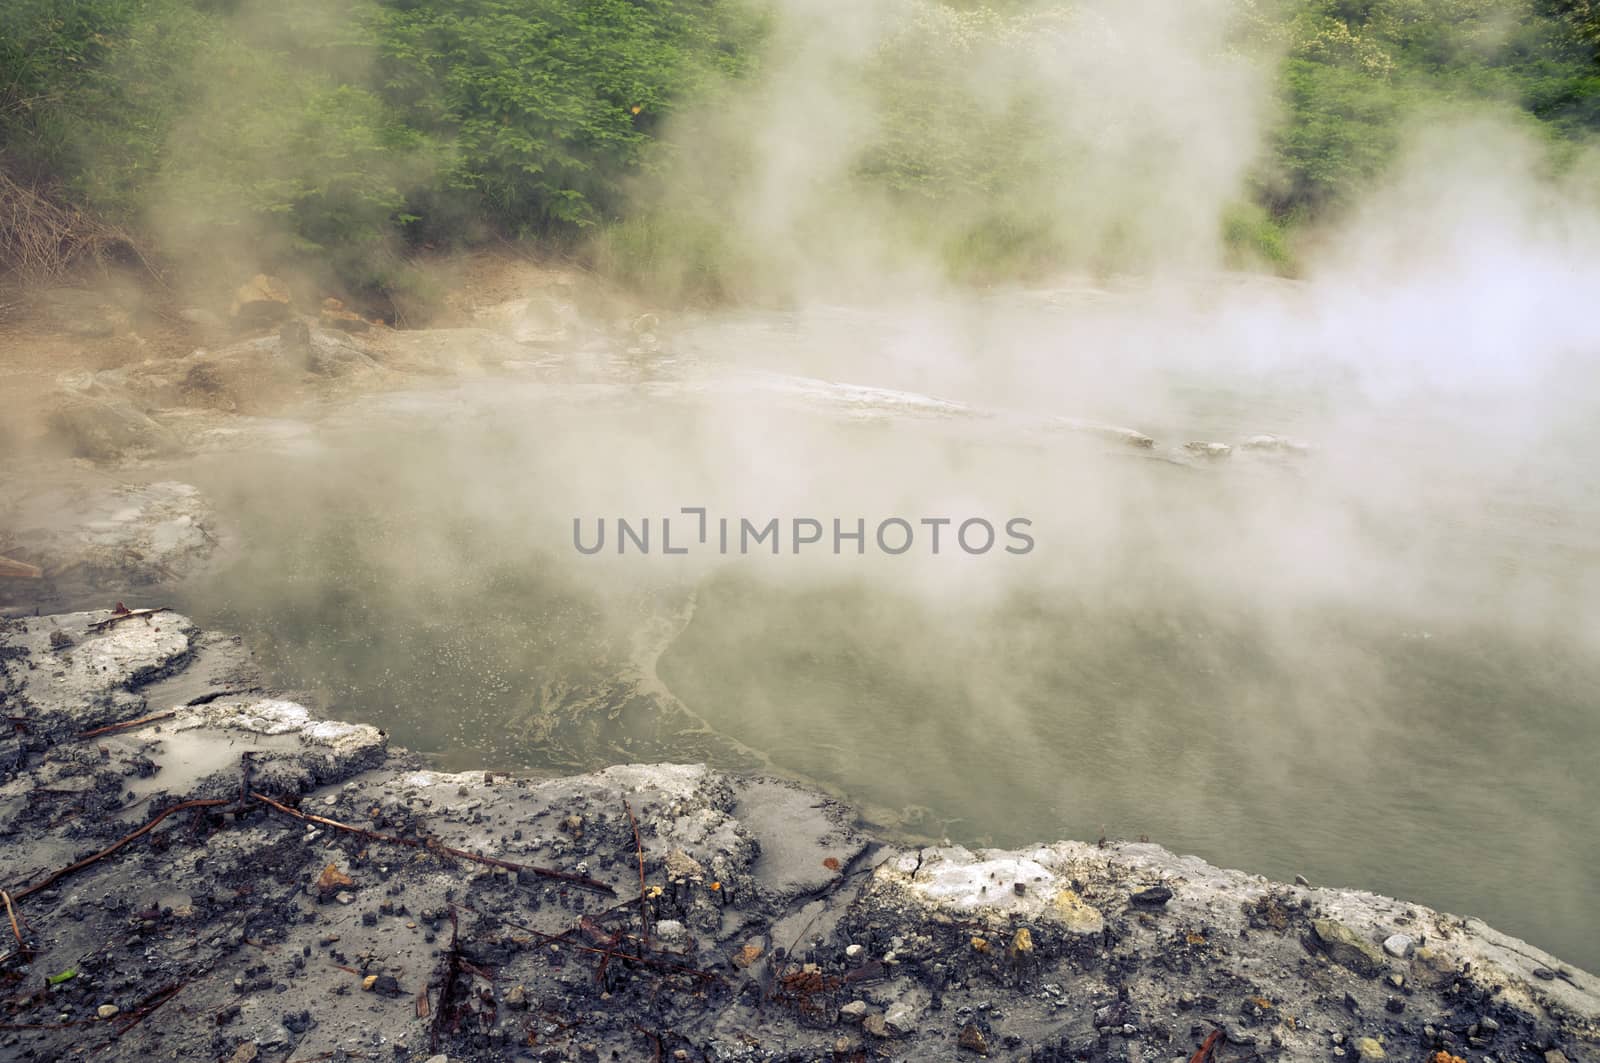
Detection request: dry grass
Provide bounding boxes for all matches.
[0,168,156,285]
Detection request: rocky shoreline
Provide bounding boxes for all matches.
[1,608,1595,1063]
[1,273,1595,1060]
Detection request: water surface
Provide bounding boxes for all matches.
[171,288,1600,970]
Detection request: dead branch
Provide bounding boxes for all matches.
[0,169,161,284]
[430,908,463,1052]
[623,797,650,951]
[11,798,229,901]
[458,959,496,983]
[249,792,615,895]
[0,555,42,580]
[453,902,720,983]
[76,710,176,740]
[88,606,172,633]
[1189,1029,1224,1063]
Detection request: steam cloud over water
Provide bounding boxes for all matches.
[107,0,1600,969]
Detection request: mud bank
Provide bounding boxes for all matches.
[0,609,1595,1063]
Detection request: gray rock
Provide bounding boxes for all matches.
[732,776,868,901]
[1240,433,1310,455]
[1,605,1597,1063]
[46,391,179,462]
[0,480,215,601]
[178,307,225,330]
[305,329,378,376]
[653,919,687,946]
[1382,933,1413,958]
[883,1000,918,1035]
[36,287,126,337]
[1311,919,1386,978]
[1409,946,1457,989]
[229,274,293,328]
[1131,884,1173,907]
[261,1024,293,1049]
[279,319,311,354]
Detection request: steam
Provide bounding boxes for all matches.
[75,0,1600,968]
[623,0,1276,300]
[126,0,438,308]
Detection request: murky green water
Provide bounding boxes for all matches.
[170,292,1600,971]
[660,573,1600,968]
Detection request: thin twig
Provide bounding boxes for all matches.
[624,797,650,951]
[430,908,462,1052]
[1,889,26,951]
[0,1016,101,1030]
[633,1024,664,1063]
[107,980,185,1039]
[11,799,229,901]
[453,902,719,982]
[249,792,615,895]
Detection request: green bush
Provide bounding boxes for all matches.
[590,208,742,304]
[1260,0,1600,219]
[2,0,1598,295]
[1,0,762,293]
[1221,201,1296,273]
[373,0,762,233]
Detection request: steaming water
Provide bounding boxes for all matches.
[168,287,1600,972]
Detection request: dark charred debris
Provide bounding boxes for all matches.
[1,610,1596,1063]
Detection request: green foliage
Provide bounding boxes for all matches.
[371,0,760,233]
[1269,57,1410,212]
[0,0,143,112]
[1221,201,1295,271]
[0,0,148,183]
[2,0,1598,294]
[0,0,760,292]
[2,0,427,274]
[1263,0,1600,218]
